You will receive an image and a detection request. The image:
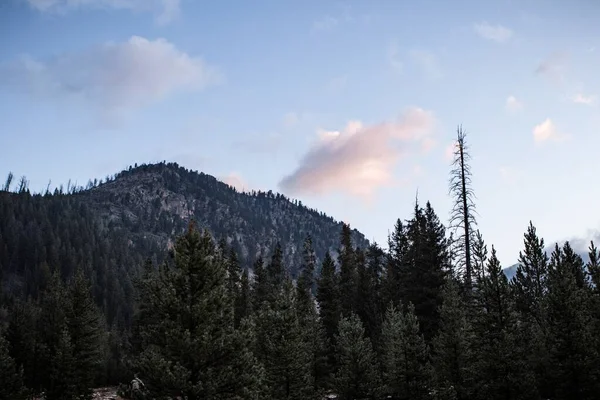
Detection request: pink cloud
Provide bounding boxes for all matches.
[221,172,250,192]
[278,107,435,201]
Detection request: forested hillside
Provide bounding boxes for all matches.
[1,132,599,400]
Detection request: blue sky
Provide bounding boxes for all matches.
[0,0,598,266]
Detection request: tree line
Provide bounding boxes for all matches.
[1,128,600,399]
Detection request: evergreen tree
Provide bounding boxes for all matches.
[316,251,340,363]
[357,243,385,342]
[252,256,269,313]
[267,243,285,294]
[255,279,314,400]
[236,266,252,325]
[384,219,409,307]
[510,222,550,397]
[0,332,27,400]
[297,235,317,317]
[338,223,357,317]
[132,223,263,399]
[66,269,105,399]
[544,243,599,399]
[380,302,433,400]
[471,247,537,400]
[587,241,600,291]
[431,279,474,400]
[448,126,477,291]
[332,313,379,400]
[46,324,77,400]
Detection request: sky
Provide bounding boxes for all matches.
[0,0,599,266]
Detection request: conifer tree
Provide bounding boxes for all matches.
[252,256,269,312]
[267,242,285,293]
[510,222,550,396]
[338,223,357,317]
[332,313,379,400]
[236,266,252,325]
[255,279,314,400]
[357,243,385,342]
[380,302,433,400]
[297,235,317,317]
[66,269,105,399]
[132,223,263,399]
[432,279,474,400]
[384,219,409,307]
[316,251,340,345]
[587,241,600,291]
[544,243,599,399]
[448,126,477,291]
[472,247,537,400]
[46,324,77,400]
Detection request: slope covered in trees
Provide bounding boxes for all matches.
[2,145,600,399]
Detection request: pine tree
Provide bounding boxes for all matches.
[431,279,474,400]
[380,302,433,400]
[252,255,269,313]
[544,243,599,399]
[46,324,77,400]
[332,313,379,400]
[587,241,600,291]
[132,222,263,399]
[316,251,340,366]
[297,235,317,317]
[510,222,551,397]
[357,243,385,342]
[236,266,252,325]
[471,247,537,400]
[255,279,314,400]
[338,223,357,317]
[267,242,285,294]
[0,332,27,399]
[66,269,105,399]
[448,126,477,291]
[384,219,409,307]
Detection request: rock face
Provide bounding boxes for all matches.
[59,162,369,274]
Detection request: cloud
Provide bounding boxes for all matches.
[572,93,597,105]
[0,36,221,124]
[409,49,443,80]
[279,107,435,201]
[506,95,524,112]
[221,172,250,192]
[26,0,181,25]
[473,22,514,43]
[533,118,565,143]
[535,52,568,85]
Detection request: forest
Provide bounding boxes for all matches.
[1,129,599,400]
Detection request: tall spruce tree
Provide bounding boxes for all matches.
[385,219,409,308]
[132,222,263,399]
[255,279,314,400]
[472,247,537,400]
[510,222,551,397]
[432,278,474,400]
[236,266,252,325]
[380,302,433,400]
[297,235,317,317]
[316,251,340,346]
[544,243,599,399]
[332,313,379,400]
[448,126,477,291]
[338,223,357,317]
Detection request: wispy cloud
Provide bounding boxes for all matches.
[506,95,524,112]
[0,36,221,125]
[25,0,181,25]
[279,107,436,201]
[409,49,443,80]
[533,118,566,144]
[474,22,514,43]
[572,93,597,105]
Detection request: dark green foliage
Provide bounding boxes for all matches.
[380,302,433,400]
[255,279,314,400]
[316,251,339,365]
[332,313,379,400]
[0,332,27,400]
[357,243,385,342]
[338,223,358,318]
[432,279,474,400]
[544,243,599,399]
[471,247,537,400]
[132,223,263,399]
